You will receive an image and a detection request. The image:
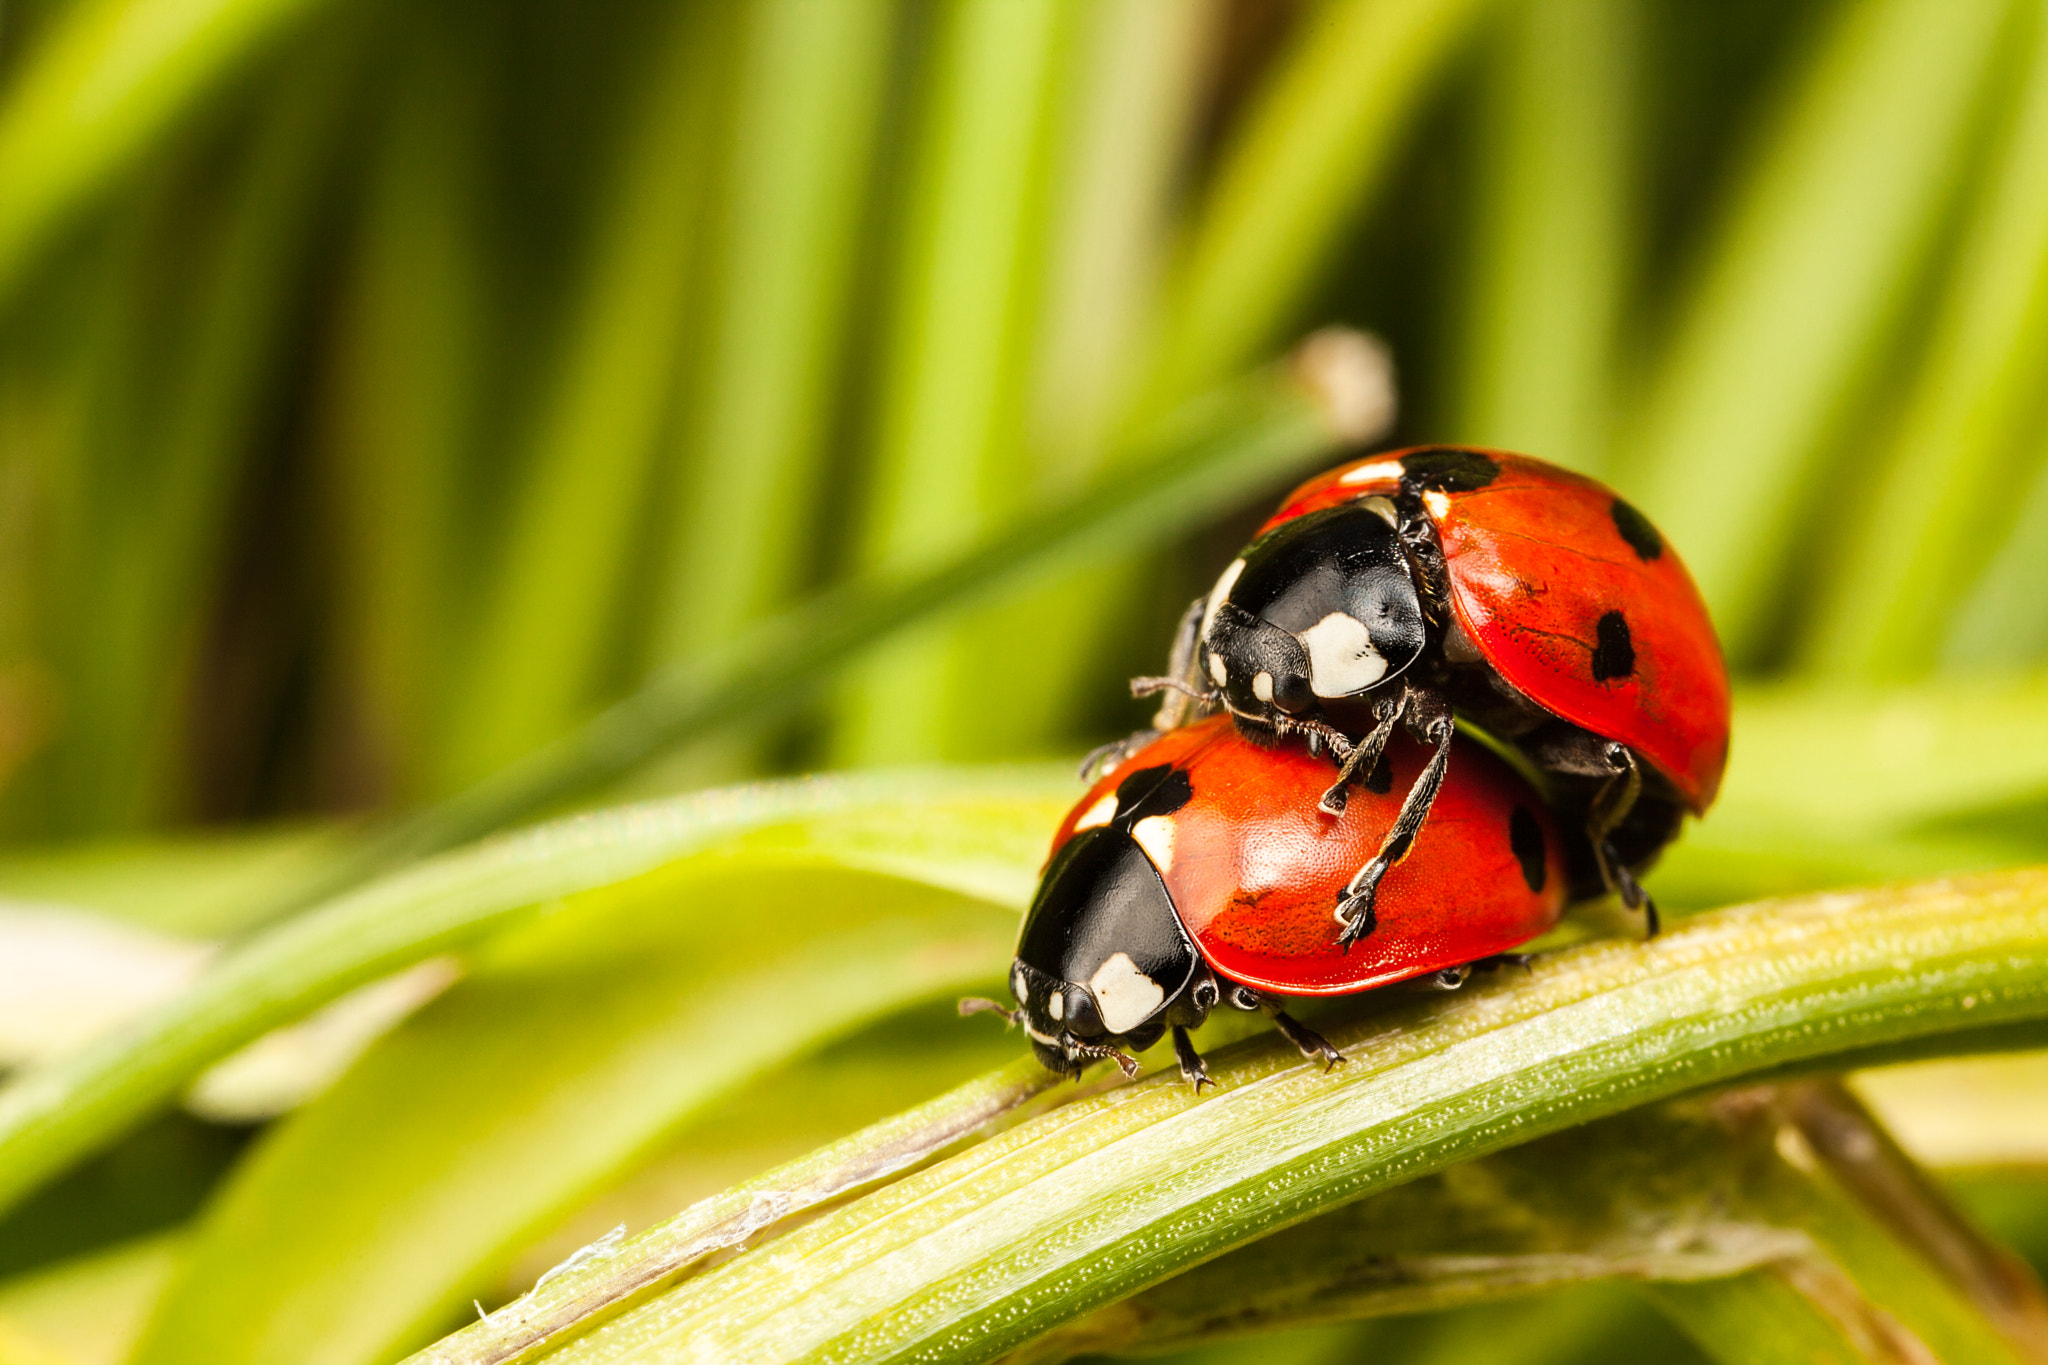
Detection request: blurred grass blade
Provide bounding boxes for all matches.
[0,1233,182,1365]
[1454,0,1633,474]
[654,0,894,663]
[0,0,333,308]
[1806,3,2048,680]
[45,22,360,830]
[1948,444,2048,669]
[1645,1270,1958,1365]
[834,0,1076,765]
[0,771,1041,1221]
[132,857,1032,1365]
[299,341,1382,913]
[323,8,490,805]
[435,2,735,792]
[1141,0,1495,408]
[936,0,1217,761]
[1716,674,2048,835]
[522,870,2048,1362]
[1622,0,2012,658]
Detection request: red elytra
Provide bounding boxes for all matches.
[1048,714,1566,996]
[1258,448,1730,812]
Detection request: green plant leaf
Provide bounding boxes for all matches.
[1144,0,1497,407]
[519,869,2048,1362]
[1623,0,2013,657]
[131,862,1020,1365]
[1803,2,2048,681]
[0,770,1060,1222]
[0,0,336,308]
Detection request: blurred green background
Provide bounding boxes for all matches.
[6,0,2048,1362]
[3,0,2044,836]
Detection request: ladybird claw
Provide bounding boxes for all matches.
[1333,891,1378,951]
[1317,782,1348,817]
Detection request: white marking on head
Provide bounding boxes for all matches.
[1339,459,1404,486]
[1200,559,1245,640]
[1131,814,1176,872]
[1011,965,1027,999]
[1422,489,1452,518]
[1047,991,1064,1021]
[1074,793,1118,831]
[1025,1022,1060,1045]
[1300,612,1388,697]
[1207,651,1228,686]
[1088,952,1167,1034]
[1252,671,1275,704]
[1359,495,1397,526]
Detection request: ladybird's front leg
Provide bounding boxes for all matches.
[1171,1025,1213,1092]
[1334,701,1456,950]
[1317,689,1406,816]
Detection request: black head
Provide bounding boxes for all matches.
[1009,764,1200,1074]
[1199,503,1426,720]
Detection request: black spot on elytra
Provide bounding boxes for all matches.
[1112,764,1193,823]
[1509,806,1546,893]
[1591,611,1635,681]
[1400,448,1499,493]
[1364,751,1394,795]
[1610,499,1663,561]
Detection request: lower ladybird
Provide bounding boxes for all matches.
[966,713,1567,1088]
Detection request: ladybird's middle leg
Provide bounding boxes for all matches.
[1334,700,1456,949]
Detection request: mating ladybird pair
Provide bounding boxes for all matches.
[968,447,1732,1087]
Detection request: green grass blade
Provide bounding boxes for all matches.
[1621,0,2013,659]
[0,0,334,309]
[1454,0,1633,474]
[0,771,1048,1221]
[322,9,491,805]
[833,0,1077,765]
[131,867,1022,1365]
[1018,1087,2036,1363]
[41,23,359,831]
[653,0,894,664]
[933,0,1218,761]
[284,349,1375,917]
[525,869,2048,1362]
[1804,5,2048,681]
[1948,445,2048,670]
[1141,0,1496,408]
[434,2,735,792]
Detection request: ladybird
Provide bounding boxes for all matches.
[1130,446,1729,944]
[968,714,1566,1087]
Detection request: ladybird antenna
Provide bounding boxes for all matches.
[958,997,1021,1028]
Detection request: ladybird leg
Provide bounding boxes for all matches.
[1078,730,1158,781]
[1318,693,1406,816]
[1588,744,1660,937]
[1266,1007,1346,1069]
[1139,596,1213,732]
[1334,710,1457,949]
[1171,1026,1213,1092]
